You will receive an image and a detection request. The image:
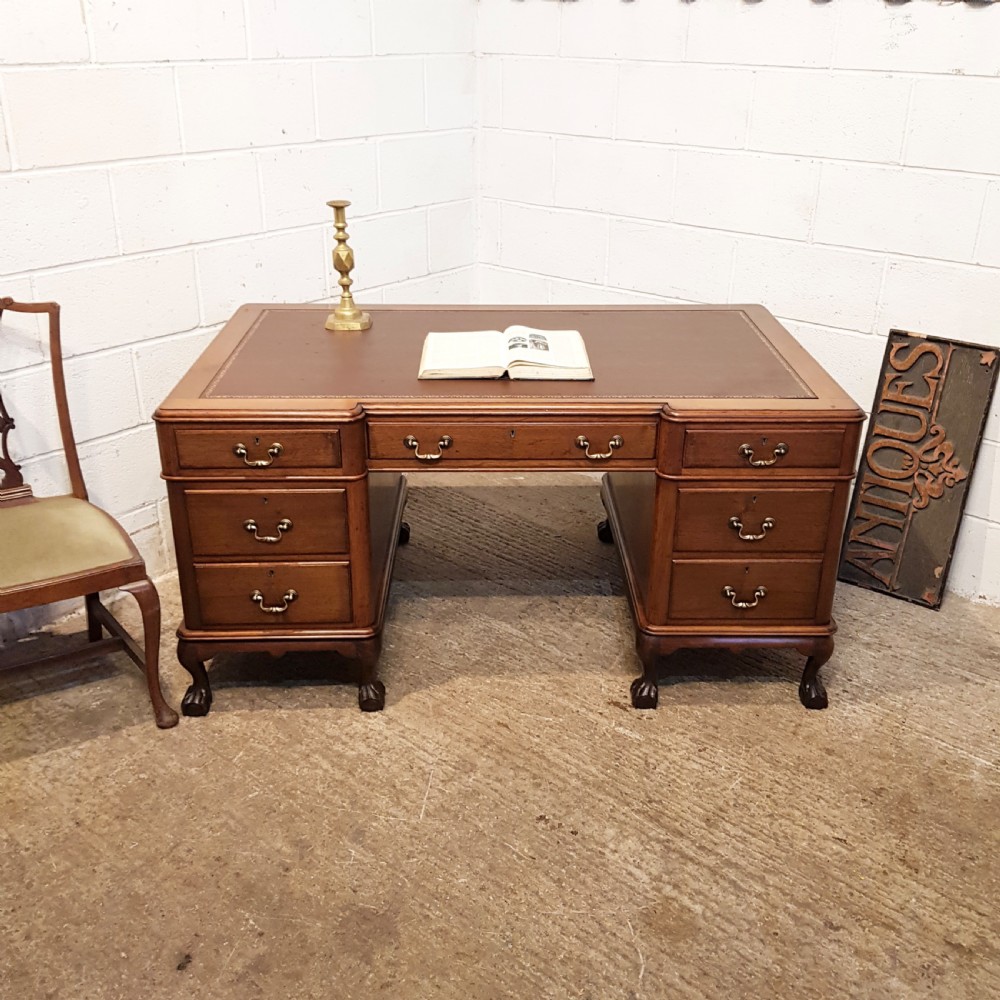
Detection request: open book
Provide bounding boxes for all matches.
[418,326,594,380]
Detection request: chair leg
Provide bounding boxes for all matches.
[119,578,179,729]
[85,592,103,641]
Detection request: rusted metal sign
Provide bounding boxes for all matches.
[838,330,998,608]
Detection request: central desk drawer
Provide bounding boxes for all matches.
[185,489,349,558]
[194,562,352,628]
[369,420,657,465]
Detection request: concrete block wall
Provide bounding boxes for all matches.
[476,0,1000,605]
[0,0,477,609]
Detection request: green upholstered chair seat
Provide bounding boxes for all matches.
[0,495,135,592]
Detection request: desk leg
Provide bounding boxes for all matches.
[797,635,833,710]
[178,640,212,717]
[357,636,385,712]
[630,633,665,710]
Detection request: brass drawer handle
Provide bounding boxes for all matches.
[722,585,766,610]
[243,518,292,544]
[234,442,283,468]
[403,434,452,461]
[738,442,788,468]
[575,434,623,460]
[250,588,297,613]
[728,516,775,542]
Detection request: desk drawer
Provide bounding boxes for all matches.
[668,558,823,622]
[185,489,349,558]
[175,427,343,473]
[674,486,834,554]
[369,420,656,465]
[194,562,352,628]
[682,426,846,473]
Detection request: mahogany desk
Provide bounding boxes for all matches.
[155,305,863,716]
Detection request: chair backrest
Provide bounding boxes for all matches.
[0,298,88,502]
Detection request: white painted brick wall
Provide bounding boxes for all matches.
[1,0,477,641]
[0,0,89,65]
[617,64,755,149]
[1,170,118,271]
[977,184,1000,267]
[748,71,911,163]
[31,254,201,356]
[0,106,9,171]
[503,58,617,137]
[476,0,1000,606]
[3,0,1000,622]
[673,150,819,241]
[608,219,736,303]
[112,155,263,253]
[258,142,379,229]
[813,163,987,260]
[245,0,372,59]
[4,68,182,167]
[176,64,316,153]
[85,1,248,63]
[482,130,554,205]
[555,138,674,223]
[315,58,426,139]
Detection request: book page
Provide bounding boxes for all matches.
[418,330,505,378]
[503,326,592,377]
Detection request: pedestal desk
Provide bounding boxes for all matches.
[155,304,864,716]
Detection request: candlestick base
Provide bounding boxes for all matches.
[325,310,372,332]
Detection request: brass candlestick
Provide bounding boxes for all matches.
[325,199,372,332]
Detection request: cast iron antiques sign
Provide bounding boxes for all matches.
[839,330,998,609]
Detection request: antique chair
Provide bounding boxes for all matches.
[0,298,178,728]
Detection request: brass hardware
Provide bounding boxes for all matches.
[234,442,283,468]
[722,585,767,609]
[728,515,776,542]
[324,199,372,332]
[403,434,453,461]
[243,518,292,544]
[738,442,788,467]
[575,434,624,460]
[250,588,298,614]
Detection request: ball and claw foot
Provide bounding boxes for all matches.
[799,673,828,710]
[597,518,613,544]
[398,521,411,546]
[630,675,658,710]
[181,682,213,717]
[359,680,386,712]
[798,641,832,709]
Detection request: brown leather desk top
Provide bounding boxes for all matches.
[158,304,861,418]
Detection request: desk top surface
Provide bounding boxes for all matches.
[159,304,861,417]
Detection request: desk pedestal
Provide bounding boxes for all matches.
[173,473,407,715]
[601,471,842,711]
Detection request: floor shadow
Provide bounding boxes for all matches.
[392,482,626,598]
[0,631,127,703]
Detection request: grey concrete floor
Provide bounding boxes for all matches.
[1,475,999,999]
